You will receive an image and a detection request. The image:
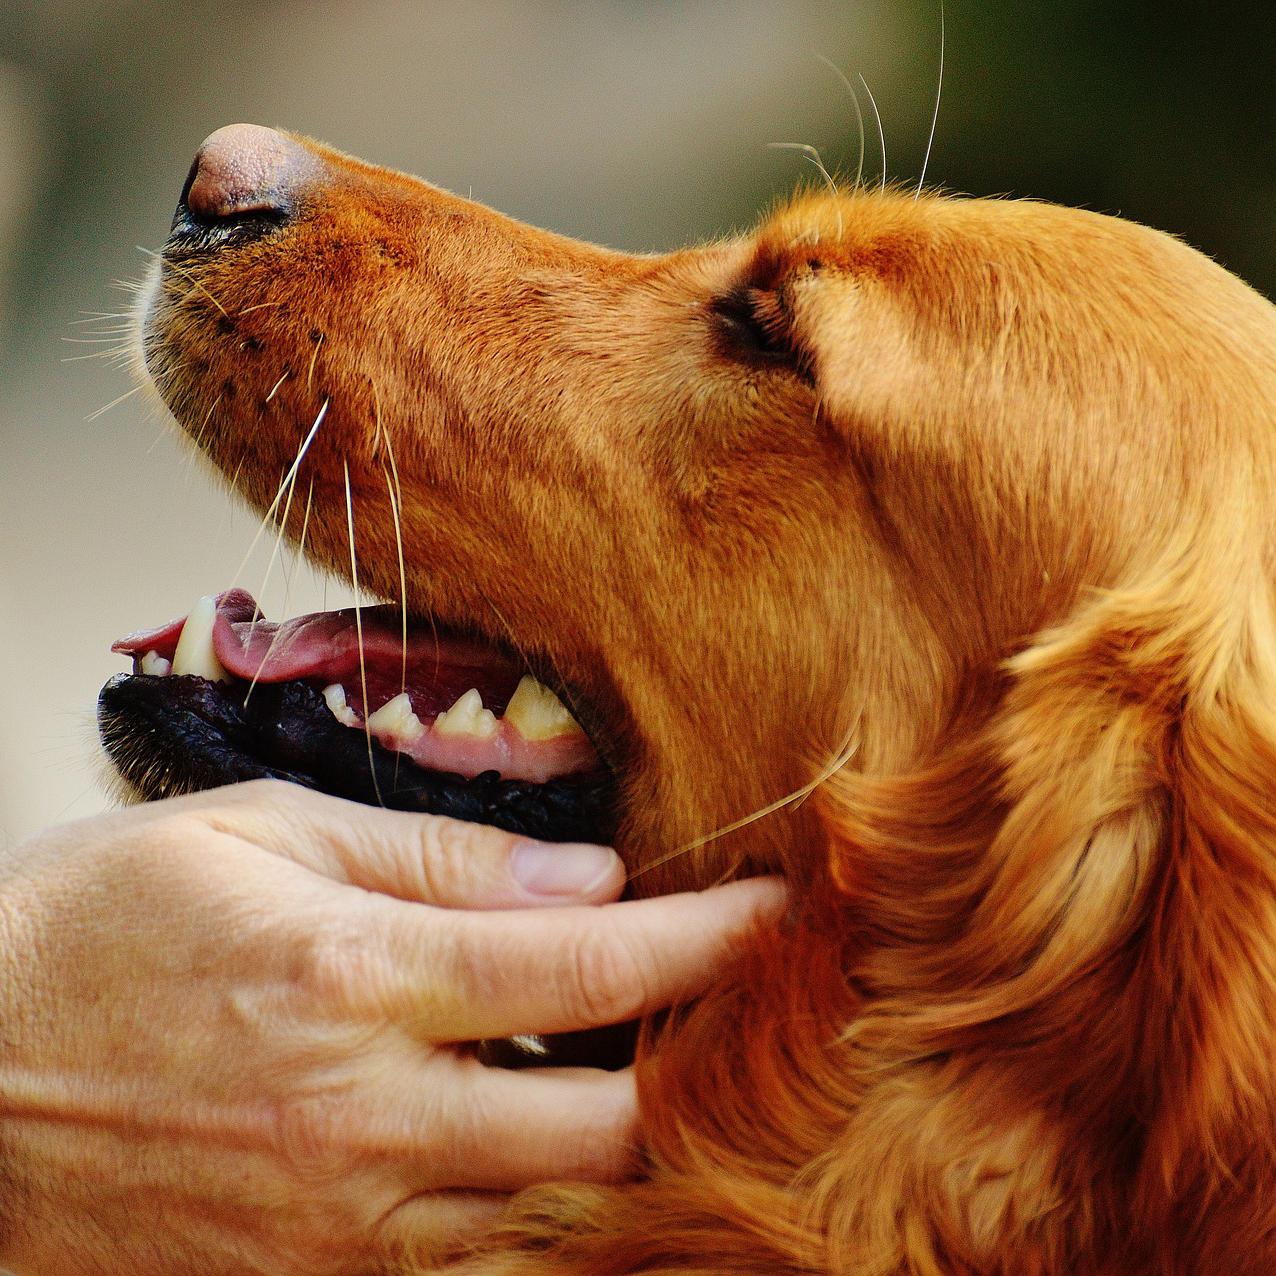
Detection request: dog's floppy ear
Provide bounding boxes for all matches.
[821,542,1276,1217]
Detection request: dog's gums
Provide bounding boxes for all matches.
[99,121,1276,1273]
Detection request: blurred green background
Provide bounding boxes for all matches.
[1,1,1272,842]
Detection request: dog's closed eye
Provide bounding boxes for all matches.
[708,283,804,372]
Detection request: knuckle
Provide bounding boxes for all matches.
[269,1091,354,1181]
[558,1100,636,1183]
[415,817,472,901]
[565,927,651,1027]
[293,917,381,1015]
[228,778,308,839]
[416,816,502,903]
[433,1069,493,1169]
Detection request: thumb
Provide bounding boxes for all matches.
[204,779,625,909]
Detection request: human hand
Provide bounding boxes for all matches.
[0,780,784,1274]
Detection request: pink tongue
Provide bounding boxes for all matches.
[111,589,523,717]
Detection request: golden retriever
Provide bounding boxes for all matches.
[105,122,1276,1274]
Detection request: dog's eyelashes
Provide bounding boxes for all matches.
[709,285,799,367]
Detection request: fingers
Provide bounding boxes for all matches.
[290,1059,635,1191]
[350,1065,634,1270]
[196,779,625,908]
[373,1190,510,1271]
[399,1060,638,1191]
[367,876,788,1040]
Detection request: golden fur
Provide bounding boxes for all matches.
[142,137,1276,1273]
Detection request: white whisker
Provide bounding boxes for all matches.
[383,468,408,697]
[306,333,324,389]
[917,0,946,200]
[767,141,845,236]
[858,74,888,193]
[85,384,142,421]
[242,454,302,703]
[230,399,329,589]
[628,719,861,881]
[191,392,223,455]
[62,348,130,363]
[382,464,408,789]
[376,389,412,790]
[813,53,868,190]
[767,142,839,199]
[344,460,385,807]
[283,475,315,597]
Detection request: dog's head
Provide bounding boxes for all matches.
[108,125,1276,897]
[102,123,1276,1265]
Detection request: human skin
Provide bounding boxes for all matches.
[0,780,785,1274]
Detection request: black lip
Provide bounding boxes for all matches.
[166,203,289,253]
[98,673,617,845]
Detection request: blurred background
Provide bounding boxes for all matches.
[1,1,1273,844]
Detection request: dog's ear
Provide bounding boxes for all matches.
[820,549,1276,1205]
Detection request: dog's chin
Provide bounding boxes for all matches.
[97,591,634,1070]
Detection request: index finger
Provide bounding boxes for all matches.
[190,779,625,908]
[365,876,788,1040]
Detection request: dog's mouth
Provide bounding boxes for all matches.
[98,589,616,846]
[98,592,633,1069]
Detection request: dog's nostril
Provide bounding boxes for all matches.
[180,123,312,222]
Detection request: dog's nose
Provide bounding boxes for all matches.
[180,123,315,221]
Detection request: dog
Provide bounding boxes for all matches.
[102,122,1276,1273]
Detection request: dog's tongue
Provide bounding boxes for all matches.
[112,589,521,714]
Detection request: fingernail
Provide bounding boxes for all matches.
[511,840,619,896]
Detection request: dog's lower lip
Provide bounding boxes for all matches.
[97,672,616,845]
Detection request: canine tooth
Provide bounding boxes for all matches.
[140,650,172,677]
[322,683,360,728]
[366,692,425,740]
[434,688,498,739]
[502,675,585,741]
[170,595,230,682]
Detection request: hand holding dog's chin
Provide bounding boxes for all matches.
[0,779,786,1275]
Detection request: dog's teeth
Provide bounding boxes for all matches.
[366,692,425,740]
[170,596,230,682]
[140,650,172,677]
[434,688,499,739]
[322,683,360,728]
[502,675,585,741]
